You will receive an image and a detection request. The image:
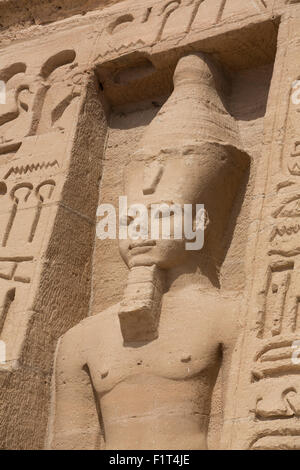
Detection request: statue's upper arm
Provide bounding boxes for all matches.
[47,326,102,450]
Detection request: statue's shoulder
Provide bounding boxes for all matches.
[194,286,241,309]
[218,289,242,307]
[57,303,120,358]
[64,303,120,338]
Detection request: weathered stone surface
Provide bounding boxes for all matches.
[0,0,300,451]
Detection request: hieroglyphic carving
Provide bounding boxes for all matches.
[2,183,33,247]
[223,7,300,449]
[0,288,15,336]
[262,82,300,259]
[0,49,81,152]
[282,78,300,176]
[255,380,300,419]
[35,50,81,135]
[95,0,199,61]
[269,196,300,258]
[248,204,300,448]
[0,59,62,359]
[29,180,56,243]
[0,143,57,357]
[95,0,271,61]
[0,179,56,247]
[4,160,59,180]
[156,0,203,41]
[0,256,32,338]
[0,63,33,149]
[0,257,33,284]
[0,257,34,364]
[256,261,294,338]
[0,48,79,363]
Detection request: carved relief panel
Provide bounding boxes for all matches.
[223,3,300,450]
[0,48,82,153]
[0,39,86,367]
[93,0,275,62]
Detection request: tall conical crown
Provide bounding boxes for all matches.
[137,52,241,156]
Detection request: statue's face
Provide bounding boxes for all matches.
[118,146,225,270]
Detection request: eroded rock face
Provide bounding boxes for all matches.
[0,0,300,450]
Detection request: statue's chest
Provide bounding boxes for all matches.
[87,308,220,396]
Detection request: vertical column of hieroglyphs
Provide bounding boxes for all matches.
[222,2,300,450]
[0,25,107,449]
[0,44,80,366]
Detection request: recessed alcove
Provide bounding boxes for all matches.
[92,16,279,449]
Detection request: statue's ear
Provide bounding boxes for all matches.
[192,208,210,233]
[222,144,251,173]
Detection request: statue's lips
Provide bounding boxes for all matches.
[129,240,156,254]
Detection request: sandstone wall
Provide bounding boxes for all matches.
[0,0,298,449]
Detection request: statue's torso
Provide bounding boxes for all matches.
[79,287,238,449]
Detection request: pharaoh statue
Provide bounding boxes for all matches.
[47,52,250,450]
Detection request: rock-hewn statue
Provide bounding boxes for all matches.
[48,53,249,450]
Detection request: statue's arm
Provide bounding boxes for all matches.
[220,298,241,421]
[46,327,102,450]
